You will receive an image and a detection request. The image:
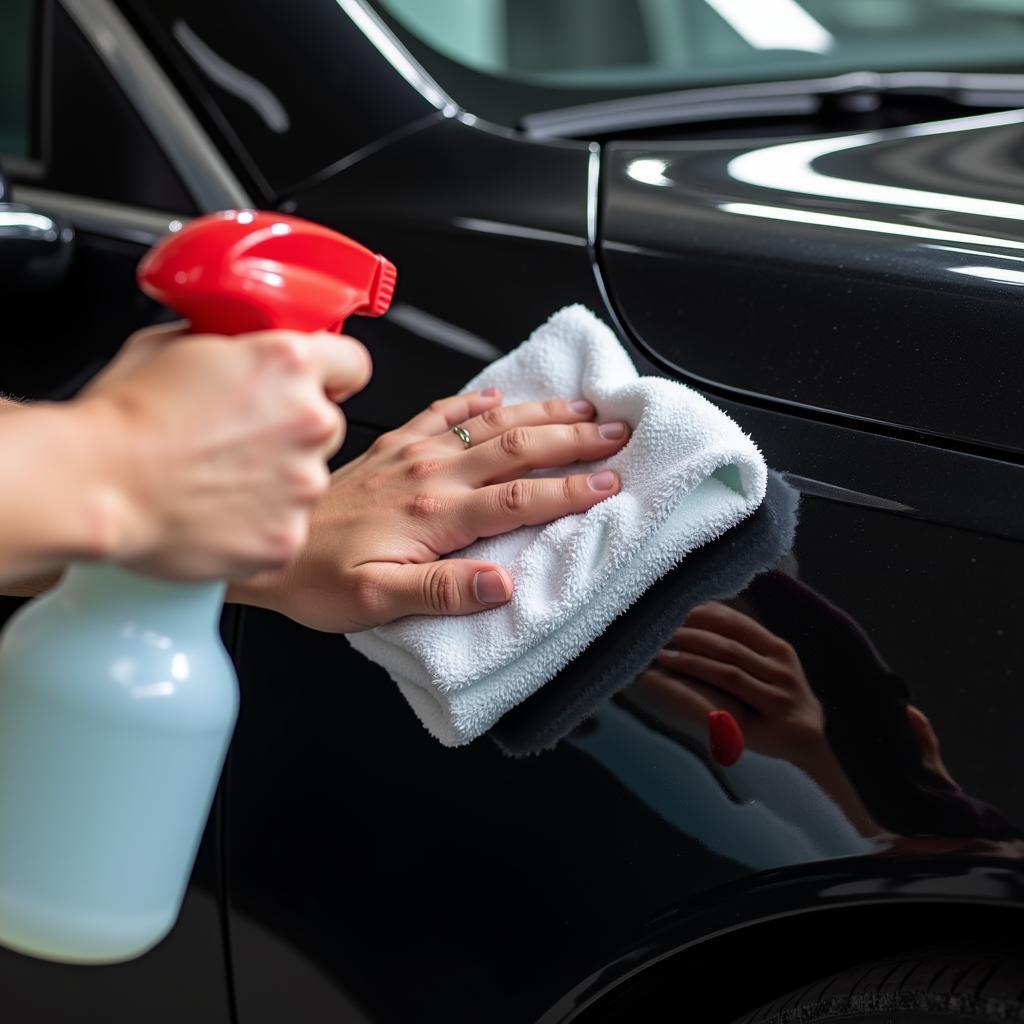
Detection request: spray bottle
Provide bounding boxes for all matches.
[0,210,395,963]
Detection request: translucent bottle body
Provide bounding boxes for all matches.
[0,564,237,963]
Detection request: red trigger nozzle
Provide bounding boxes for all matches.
[136,211,397,336]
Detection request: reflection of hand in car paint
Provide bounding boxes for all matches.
[647,601,825,761]
[632,600,881,837]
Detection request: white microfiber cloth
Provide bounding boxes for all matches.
[347,305,767,746]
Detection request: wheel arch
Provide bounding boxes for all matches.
[539,860,1024,1024]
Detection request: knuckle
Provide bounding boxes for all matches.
[263,517,308,567]
[562,475,579,505]
[423,565,461,614]
[289,463,329,504]
[406,458,445,482]
[428,398,450,416]
[542,398,561,418]
[570,421,588,447]
[408,492,447,519]
[260,333,307,371]
[496,479,529,517]
[498,426,530,459]
[720,665,745,687]
[370,431,401,455]
[351,566,391,620]
[690,602,725,626]
[770,636,797,661]
[480,407,508,432]
[398,440,430,462]
[720,638,744,662]
[292,402,340,445]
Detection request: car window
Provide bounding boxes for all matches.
[380,0,1024,88]
[0,0,39,161]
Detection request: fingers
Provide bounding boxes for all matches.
[459,470,621,537]
[299,332,373,403]
[125,320,189,348]
[655,644,780,714]
[355,560,513,622]
[682,601,795,661]
[460,421,630,485]
[632,668,722,726]
[639,667,750,723]
[402,389,503,437]
[664,625,794,690]
[450,398,596,449]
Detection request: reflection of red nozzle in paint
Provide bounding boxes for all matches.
[137,209,396,334]
[709,710,744,767]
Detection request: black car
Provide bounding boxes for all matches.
[4,1,1024,1021]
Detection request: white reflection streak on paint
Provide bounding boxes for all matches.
[949,265,1024,285]
[625,158,673,186]
[728,109,1024,222]
[720,202,1024,252]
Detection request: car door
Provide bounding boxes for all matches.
[0,2,237,1021]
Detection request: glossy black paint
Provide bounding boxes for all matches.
[119,0,441,201]
[540,860,1024,1023]
[4,2,1024,1022]
[601,113,1024,455]
[46,3,195,213]
[224,108,1024,1021]
[292,116,593,428]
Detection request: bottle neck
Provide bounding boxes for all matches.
[57,564,226,630]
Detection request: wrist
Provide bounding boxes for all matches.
[58,397,153,564]
[226,569,282,611]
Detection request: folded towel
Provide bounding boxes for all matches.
[347,305,768,746]
[489,470,797,756]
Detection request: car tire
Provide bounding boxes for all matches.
[732,943,1024,1023]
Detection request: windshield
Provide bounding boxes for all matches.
[377,0,1024,89]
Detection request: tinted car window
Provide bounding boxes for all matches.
[0,0,39,160]
[375,0,1024,129]
[381,0,1024,87]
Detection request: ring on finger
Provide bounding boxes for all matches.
[451,424,472,449]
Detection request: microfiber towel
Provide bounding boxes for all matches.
[489,470,798,756]
[347,305,768,746]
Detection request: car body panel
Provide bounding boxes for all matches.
[1,2,1024,1022]
[601,113,1024,454]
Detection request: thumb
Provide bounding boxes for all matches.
[374,560,513,620]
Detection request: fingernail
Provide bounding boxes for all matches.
[588,470,617,491]
[473,569,509,604]
[569,399,594,415]
[599,421,626,440]
[482,386,499,397]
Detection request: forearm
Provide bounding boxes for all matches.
[0,396,64,595]
[0,402,129,586]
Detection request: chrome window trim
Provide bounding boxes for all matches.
[333,0,459,117]
[59,0,251,212]
[11,186,188,246]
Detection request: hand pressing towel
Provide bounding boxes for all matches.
[347,305,767,746]
[489,470,798,756]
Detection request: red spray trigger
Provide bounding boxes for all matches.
[136,209,396,335]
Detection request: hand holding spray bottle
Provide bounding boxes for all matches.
[0,210,395,963]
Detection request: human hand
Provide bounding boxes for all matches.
[630,600,881,835]
[632,601,828,761]
[75,322,371,580]
[230,388,630,631]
